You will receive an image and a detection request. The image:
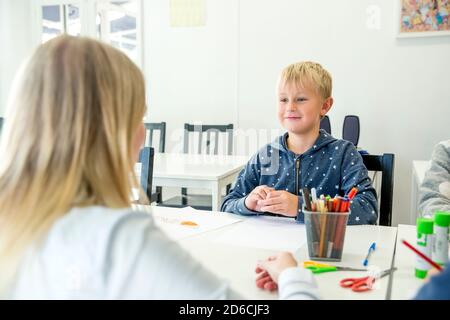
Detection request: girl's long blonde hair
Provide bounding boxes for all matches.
[0,36,146,295]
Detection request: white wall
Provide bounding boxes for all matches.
[1,0,449,225]
[143,0,239,153]
[0,0,34,115]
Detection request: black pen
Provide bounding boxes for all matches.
[302,188,312,211]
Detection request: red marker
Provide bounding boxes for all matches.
[340,198,349,212]
[334,197,342,212]
[347,187,358,200]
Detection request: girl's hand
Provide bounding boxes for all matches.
[255,252,298,291]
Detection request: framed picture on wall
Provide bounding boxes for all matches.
[397,0,450,37]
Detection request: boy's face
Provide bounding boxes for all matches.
[277,80,333,136]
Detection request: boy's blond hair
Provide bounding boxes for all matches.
[280,61,332,100]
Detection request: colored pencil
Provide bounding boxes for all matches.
[401,239,443,271]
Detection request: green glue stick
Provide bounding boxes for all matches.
[415,218,434,279]
[432,211,450,266]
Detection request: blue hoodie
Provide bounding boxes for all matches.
[220,130,378,225]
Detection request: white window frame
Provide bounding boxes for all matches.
[95,0,144,68]
[33,0,84,42]
[32,0,144,69]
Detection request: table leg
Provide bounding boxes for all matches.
[211,181,221,212]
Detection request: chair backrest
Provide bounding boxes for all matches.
[144,122,166,153]
[362,153,395,226]
[138,146,154,201]
[320,115,331,135]
[342,115,360,147]
[183,123,234,155]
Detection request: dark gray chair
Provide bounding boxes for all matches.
[342,115,360,147]
[362,153,395,226]
[144,122,166,203]
[160,123,234,210]
[137,146,155,204]
[144,122,166,152]
[320,115,331,134]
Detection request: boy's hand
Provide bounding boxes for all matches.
[245,185,275,212]
[255,252,298,291]
[257,190,298,217]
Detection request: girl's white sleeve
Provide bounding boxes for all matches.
[278,267,320,300]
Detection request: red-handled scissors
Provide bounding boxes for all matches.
[339,267,397,292]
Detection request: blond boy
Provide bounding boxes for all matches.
[221,61,378,225]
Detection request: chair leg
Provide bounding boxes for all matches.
[181,187,188,205]
[156,186,162,203]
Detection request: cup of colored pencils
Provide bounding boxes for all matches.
[302,187,357,262]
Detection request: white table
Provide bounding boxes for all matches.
[410,161,431,224]
[390,224,426,300]
[295,225,398,300]
[149,206,398,300]
[151,153,249,211]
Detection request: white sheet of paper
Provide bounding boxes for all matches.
[213,215,306,252]
[132,205,242,241]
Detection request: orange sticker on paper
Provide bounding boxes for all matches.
[180,220,198,227]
